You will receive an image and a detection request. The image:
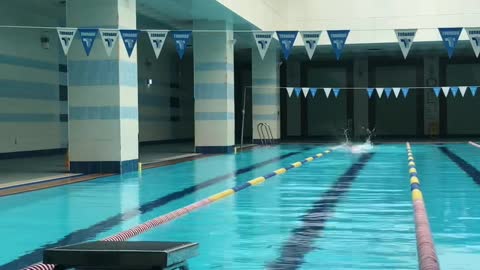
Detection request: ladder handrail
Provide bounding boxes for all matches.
[264,123,274,144]
[257,123,266,145]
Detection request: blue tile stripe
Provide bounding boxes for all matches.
[195,112,234,121]
[253,94,278,105]
[195,62,234,72]
[194,83,234,100]
[254,114,278,121]
[69,60,137,87]
[70,106,138,120]
[0,54,58,71]
[0,113,58,122]
[0,80,59,100]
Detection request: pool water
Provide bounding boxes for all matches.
[0,143,479,269]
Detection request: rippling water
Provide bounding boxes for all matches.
[1,144,480,269]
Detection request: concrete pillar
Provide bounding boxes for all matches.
[67,0,138,173]
[285,60,301,137]
[353,57,369,139]
[252,46,280,142]
[424,56,440,136]
[193,22,235,153]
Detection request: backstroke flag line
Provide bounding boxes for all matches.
[466,28,480,58]
[327,30,350,60]
[147,30,169,59]
[277,31,298,60]
[395,29,417,59]
[99,29,119,56]
[57,27,77,55]
[439,28,463,59]
[301,31,321,60]
[253,31,274,60]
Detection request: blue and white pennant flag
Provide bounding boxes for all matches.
[395,29,417,59]
[466,28,480,58]
[439,28,463,59]
[324,88,332,98]
[99,29,119,56]
[302,87,310,98]
[253,31,274,60]
[172,31,192,60]
[459,86,468,97]
[147,30,169,59]
[120,30,139,57]
[300,31,321,60]
[286,87,294,97]
[277,31,298,60]
[393,88,401,98]
[78,28,98,56]
[327,30,350,60]
[402,88,410,98]
[57,27,77,55]
[367,88,375,99]
[310,88,318,97]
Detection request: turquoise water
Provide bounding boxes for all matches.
[0,143,479,269]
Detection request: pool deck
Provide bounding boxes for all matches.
[0,143,257,197]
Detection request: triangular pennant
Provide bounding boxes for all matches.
[459,86,468,97]
[376,88,384,98]
[253,31,274,60]
[300,31,321,60]
[401,88,410,98]
[99,29,119,56]
[57,27,77,55]
[395,29,417,59]
[327,30,350,60]
[147,30,168,59]
[433,87,441,97]
[384,88,392,98]
[78,28,98,56]
[470,86,478,96]
[172,31,192,60]
[120,30,139,57]
[367,88,375,99]
[393,88,401,98]
[466,28,480,58]
[450,86,459,97]
[324,88,332,98]
[439,28,463,59]
[442,86,450,97]
[333,88,341,98]
[277,31,298,60]
[302,87,310,98]
[294,88,302,97]
[310,88,318,97]
[286,87,294,97]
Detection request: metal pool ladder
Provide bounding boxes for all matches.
[257,123,274,145]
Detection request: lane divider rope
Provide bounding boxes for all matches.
[24,148,334,270]
[468,141,480,148]
[406,142,440,270]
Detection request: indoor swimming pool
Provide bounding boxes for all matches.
[0,143,479,270]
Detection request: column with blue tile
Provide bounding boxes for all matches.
[67,0,138,173]
[252,45,280,143]
[193,22,235,153]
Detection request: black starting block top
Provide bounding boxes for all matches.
[43,241,198,270]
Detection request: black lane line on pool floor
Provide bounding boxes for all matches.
[439,146,480,185]
[0,147,316,270]
[267,153,374,270]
